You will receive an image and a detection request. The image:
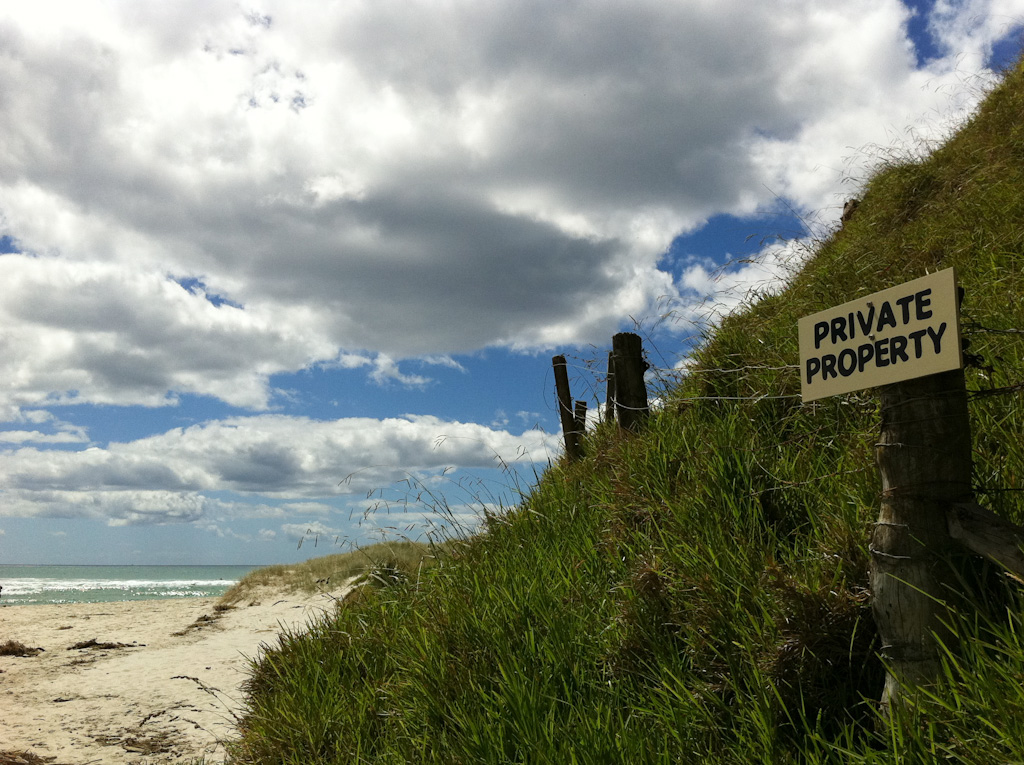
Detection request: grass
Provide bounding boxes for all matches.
[225,57,1024,763]
[219,540,443,606]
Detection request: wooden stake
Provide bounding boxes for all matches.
[612,332,649,431]
[552,355,583,461]
[573,400,588,444]
[604,350,616,424]
[870,368,972,714]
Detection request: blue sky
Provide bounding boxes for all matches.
[1,0,1022,565]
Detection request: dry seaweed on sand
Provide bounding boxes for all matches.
[67,638,141,651]
[0,749,70,765]
[0,640,44,657]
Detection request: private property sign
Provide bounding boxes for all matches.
[798,268,962,402]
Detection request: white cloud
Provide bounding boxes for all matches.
[0,430,87,444]
[356,506,488,540]
[420,356,467,373]
[0,1,1021,417]
[369,355,431,387]
[195,520,252,541]
[0,411,88,444]
[931,0,1024,65]
[280,502,333,516]
[281,521,341,545]
[0,414,554,522]
[0,255,336,411]
[676,237,812,327]
[0,489,210,525]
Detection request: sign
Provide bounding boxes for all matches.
[798,268,962,402]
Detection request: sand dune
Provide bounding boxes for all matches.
[0,586,351,764]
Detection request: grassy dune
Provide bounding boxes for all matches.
[226,58,1024,763]
[220,541,442,605]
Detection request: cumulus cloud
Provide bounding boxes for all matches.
[1,0,1023,537]
[0,255,339,411]
[675,237,813,328]
[0,489,211,525]
[0,1,1021,416]
[279,502,334,516]
[0,430,86,445]
[0,414,554,523]
[930,0,1024,64]
[361,503,492,537]
[0,411,89,445]
[281,521,341,545]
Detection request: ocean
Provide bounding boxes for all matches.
[0,564,260,606]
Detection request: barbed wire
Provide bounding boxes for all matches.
[968,383,1024,398]
[673,394,803,402]
[549,318,1024,420]
[660,363,801,375]
[964,324,1024,336]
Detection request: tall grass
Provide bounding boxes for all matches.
[227,58,1024,763]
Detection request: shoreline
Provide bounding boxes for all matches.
[0,586,351,764]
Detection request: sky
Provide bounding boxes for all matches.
[1,0,1023,565]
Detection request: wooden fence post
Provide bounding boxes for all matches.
[574,400,588,439]
[612,332,649,431]
[552,355,583,461]
[604,350,616,424]
[870,367,973,715]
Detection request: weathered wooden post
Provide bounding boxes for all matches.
[612,332,649,431]
[870,368,972,713]
[604,350,616,424]
[798,268,968,715]
[552,355,583,461]
[573,400,588,439]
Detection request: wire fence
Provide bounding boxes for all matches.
[553,322,1024,413]
[548,322,1024,521]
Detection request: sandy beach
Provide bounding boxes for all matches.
[0,585,352,765]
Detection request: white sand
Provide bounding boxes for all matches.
[0,585,352,764]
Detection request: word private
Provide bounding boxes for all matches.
[798,268,962,402]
